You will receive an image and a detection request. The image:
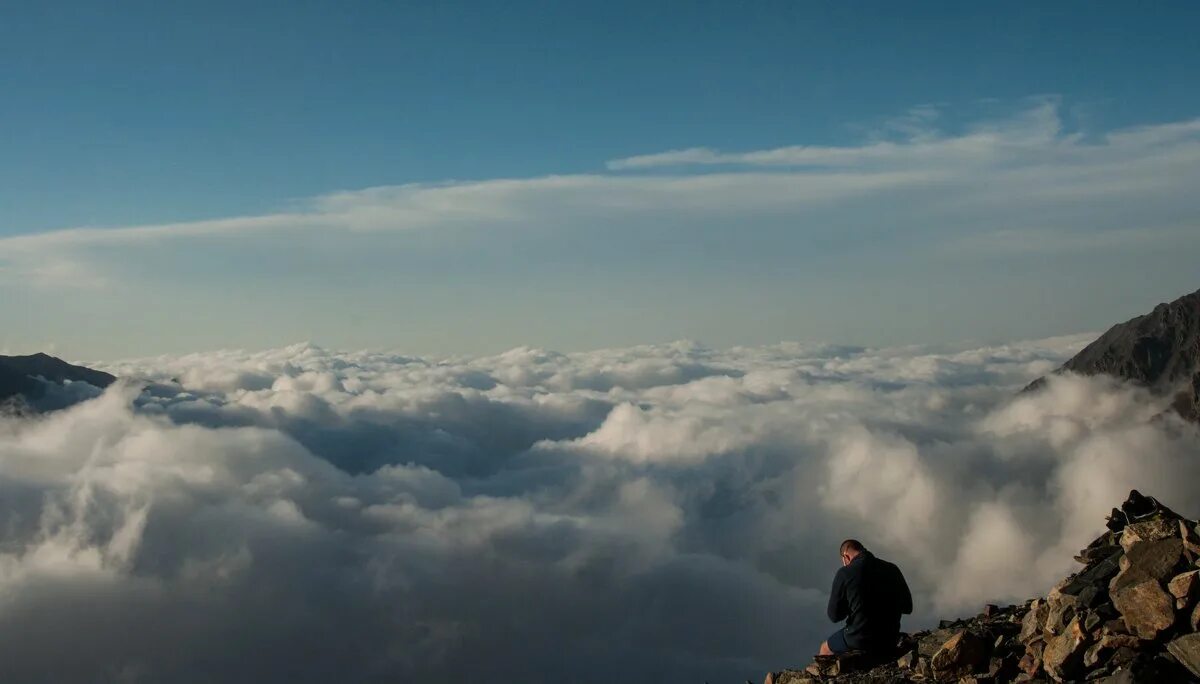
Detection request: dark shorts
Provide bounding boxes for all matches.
[826,628,850,654]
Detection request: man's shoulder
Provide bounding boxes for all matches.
[870,556,906,578]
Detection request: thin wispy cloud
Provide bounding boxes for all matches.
[2,100,1198,357]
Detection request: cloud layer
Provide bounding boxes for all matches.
[1,334,1198,682]
[2,99,1199,359]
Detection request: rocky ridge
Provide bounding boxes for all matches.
[1026,287,1200,422]
[0,352,115,411]
[767,491,1200,683]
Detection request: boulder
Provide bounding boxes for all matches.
[1120,518,1180,552]
[1043,617,1090,682]
[1113,537,1180,580]
[1166,634,1200,679]
[931,630,988,679]
[1111,577,1175,639]
[1192,601,1200,632]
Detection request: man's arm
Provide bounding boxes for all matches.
[827,569,848,622]
[894,564,913,615]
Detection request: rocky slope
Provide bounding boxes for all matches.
[1026,287,1200,421]
[0,352,115,409]
[767,491,1200,683]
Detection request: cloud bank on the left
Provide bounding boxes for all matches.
[1,337,1199,683]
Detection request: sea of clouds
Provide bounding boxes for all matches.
[1,335,1199,682]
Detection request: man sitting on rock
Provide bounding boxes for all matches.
[819,539,912,658]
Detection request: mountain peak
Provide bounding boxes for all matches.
[0,353,116,409]
[1026,287,1200,421]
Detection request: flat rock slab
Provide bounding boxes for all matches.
[1167,633,1200,679]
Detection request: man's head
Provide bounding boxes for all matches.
[839,539,864,567]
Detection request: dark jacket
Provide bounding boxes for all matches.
[827,550,912,651]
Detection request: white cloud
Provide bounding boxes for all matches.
[1,334,1197,681]
[2,100,1198,297]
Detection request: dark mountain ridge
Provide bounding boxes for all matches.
[1026,287,1200,421]
[0,352,116,406]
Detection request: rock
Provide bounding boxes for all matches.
[1043,617,1090,682]
[897,649,915,669]
[771,671,817,684]
[1078,543,1122,565]
[804,657,832,677]
[1020,600,1048,642]
[1192,601,1200,631]
[1085,634,1141,669]
[1166,634,1200,679]
[920,628,959,658]
[1111,538,1183,590]
[1078,584,1105,609]
[1120,518,1180,552]
[931,630,989,679]
[1180,521,1200,556]
[1098,634,1140,651]
[1108,646,1139,669]
[1017,652,1041,677]
[1167,569,1199,608]
[1059,547,1124,596]
[1083,641,1106,669]
[1110,577,1175,639]
[1045,592,1079,636]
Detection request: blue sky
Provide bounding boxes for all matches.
[2,2,1200,359]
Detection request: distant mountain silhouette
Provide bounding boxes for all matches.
[1025,287,1200,421]
[0,353,116,407]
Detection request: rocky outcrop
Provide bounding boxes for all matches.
[765,491,1200,683]
[0,352,115,411]
[1025,287,1200,421]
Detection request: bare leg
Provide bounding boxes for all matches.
[762,673,775,684]
[818,640,834,656]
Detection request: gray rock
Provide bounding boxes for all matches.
[1167,634,1200,679]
